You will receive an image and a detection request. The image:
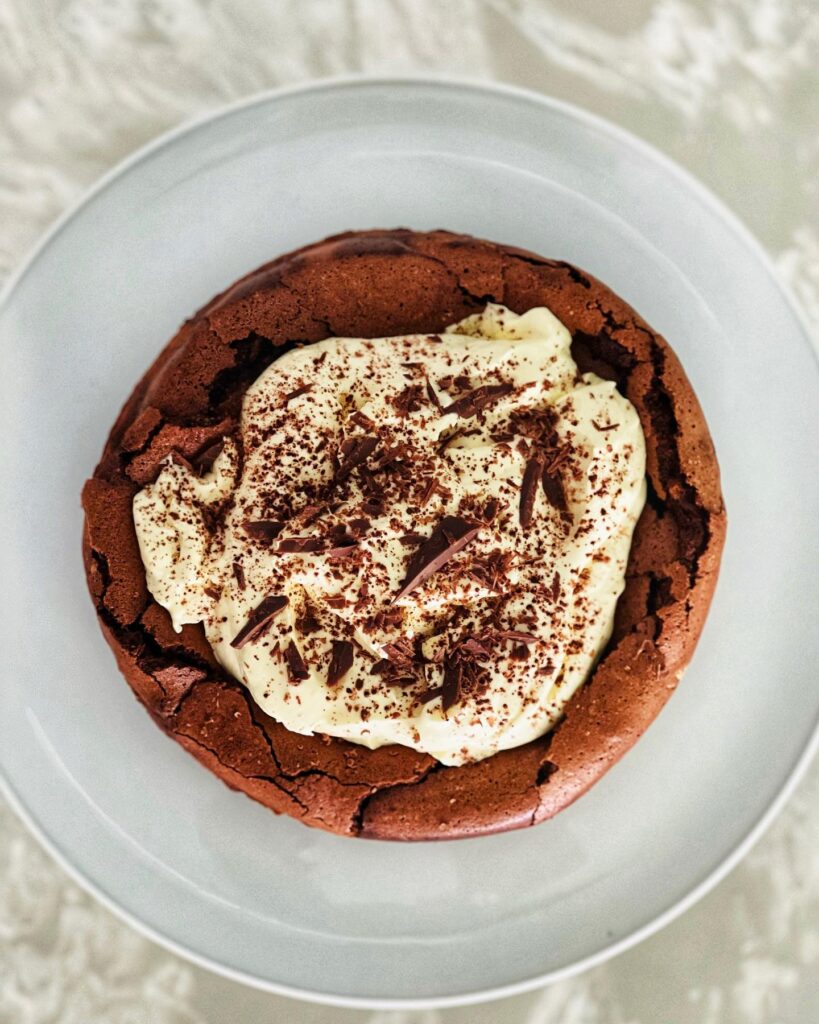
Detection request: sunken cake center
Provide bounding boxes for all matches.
[133,304,646,765]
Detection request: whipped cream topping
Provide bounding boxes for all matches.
[133,305,646,765]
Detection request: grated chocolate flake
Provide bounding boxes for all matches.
[230,594,288,649]
[192,439,226,475]
[494,629,539,644]
[327,640,355,686]
[244,519,283,543]
[284,640,309,683]
[392,384,425,418]
[349,410,376,431]
[336,435,378,481]
[441,382,514,418]
[399,532,425,546]
[347,517,370,537]
[419,476,439,507]
[441,659,463,711]
[468,549,514,591]
[373,443,409,472]
[381,636,416,666]
[169,451,195,474]
[284,383,314,404]
[393,515,480,602]
[519,456,543,529]
[425,377,442,410]
[297,603,321,635]
[275,536,325,554]
[541,465,568,512]
[481,498,500,524]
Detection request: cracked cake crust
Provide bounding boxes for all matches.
[81,229,726,840]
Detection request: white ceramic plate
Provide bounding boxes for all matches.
[1,78,817,1010]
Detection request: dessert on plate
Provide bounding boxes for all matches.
[82,229,726,839]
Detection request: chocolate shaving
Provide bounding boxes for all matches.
[519,456,543,529]
[549,571,561,603]
[284,640,309,683]
[541,467,567,512]
[481,498,500,523]
[361,497,383,516]
[399,532,425,546]
[275,536,325,553]
[442,660,463,711]
[419,476,439,507]
[459,637,492,658]
[425,378,442,410]
[327,640,354,686]
[392,385,425,418]
[192,439,225,475]
[204,583,221,601]
[326,523,357,547]
[417,685,443,705]
[381,636,416,666]
[232,559,246,590]
[441,382,514,418]
[230,594,288,649]
[325,545,360,560]
[546,447,571,473]
[373,443,408,471]
[468,549,513,591]
[386,670,422,688]
[169,451,195,474]
[322,523,359,558]
[336,435,378,481]
[438,632,496,711]
[244,519,283,543]
[592,419,619,432]
[510,406,560,445]
[293,503,326,527]
[284,383,313,404]
[494,629,539,644]
[349,410,375,431]
[369,606,404,631]
[393,515,480,602]
[298,609,321,635]
[363,467,384,498]
[438,427,481,453]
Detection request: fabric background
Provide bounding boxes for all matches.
[1,1,817,1021]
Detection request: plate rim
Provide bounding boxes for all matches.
[1,73,817,1011]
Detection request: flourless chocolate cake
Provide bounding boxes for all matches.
[82,229,725,839]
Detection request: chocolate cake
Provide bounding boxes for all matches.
[82,229,726,840]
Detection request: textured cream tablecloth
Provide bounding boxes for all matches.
[1,1,818,1021]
